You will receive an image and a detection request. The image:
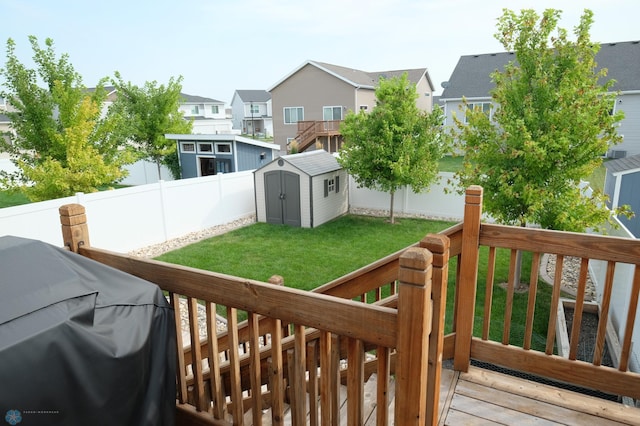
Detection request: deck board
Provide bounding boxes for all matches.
[240,365,640,425]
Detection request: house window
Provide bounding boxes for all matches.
[211,105,219,114]
[250,104,260,114]
[198,143,213,153]
[191,105,200,114]
[215,143,232,154]
[359,105,368,111]
[284,107,304,124]
[465,102,491,123]
[323,106,343,121]
[181,142,195,153]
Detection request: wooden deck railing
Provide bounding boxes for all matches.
[294,120,342,152]
[57,184,640,424]
[447,185,640,402]
[59,205,450,425]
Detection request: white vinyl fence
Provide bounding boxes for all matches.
[0,171,256,253]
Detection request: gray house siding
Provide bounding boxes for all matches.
[271,64,361,152]
[614,94,640,157]
[619,172,640,237]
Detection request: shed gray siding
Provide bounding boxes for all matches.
[236,142,274,171]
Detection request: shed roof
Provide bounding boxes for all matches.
[279,150,342,177]
[604,153,640,174]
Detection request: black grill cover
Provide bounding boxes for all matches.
[0,236,176,425]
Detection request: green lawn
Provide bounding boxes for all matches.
[158,215,554,351]
[157,215,457,291]
[0,190,30,208]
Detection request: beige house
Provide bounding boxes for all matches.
[268,60,435,154]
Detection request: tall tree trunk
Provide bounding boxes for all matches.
[514,222,526,286]
[389,191,395,224]
[156,160,162,181]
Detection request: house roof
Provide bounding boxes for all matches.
[180,93,223,104]
[234,90,271,103]
[269,60,433,92]
[278,149,342,177]
[604,153,640,174]
[440,41,640,100]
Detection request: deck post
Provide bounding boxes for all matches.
[454,186,483,372]
[59,204,90,252]
[395,246,433,425]
[420,234,450,425]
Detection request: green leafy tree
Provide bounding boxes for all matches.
[0,36,133,201]
[338,74,449,223]
[454,9,629,231]
[112,72,192,179]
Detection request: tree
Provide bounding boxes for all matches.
[0,36,133,201]
[338,74,449,223]
[112,72,192,179]
[454,9,629,232]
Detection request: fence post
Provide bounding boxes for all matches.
[395,246,433,425]
[59,204,90,252]
[454,185,483,372]
[420,233,450,426]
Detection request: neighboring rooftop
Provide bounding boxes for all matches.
[604,153,640,173]
[234,90,271,103]
[270,60,433,92]
[441,40,640,99]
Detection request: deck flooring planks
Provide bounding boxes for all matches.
[235,365,640,425]
[460,367,640,425]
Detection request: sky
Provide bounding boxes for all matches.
[2,0,639,104]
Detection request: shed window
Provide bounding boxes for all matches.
[324,176,340,197]
[215,143,232,154]
[198,143,213,153]
[181,142,195,153]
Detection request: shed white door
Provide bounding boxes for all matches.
[264,171,301,227]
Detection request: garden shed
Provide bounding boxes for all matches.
[254,150,348,228]
[604,153,640,238]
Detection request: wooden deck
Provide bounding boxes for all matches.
[438,366,640,425]
[245,365,640,425]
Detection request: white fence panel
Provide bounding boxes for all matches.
[348,172,464,220]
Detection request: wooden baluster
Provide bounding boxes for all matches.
[188,297,207,411]
[420,233,450,426]
[454,185,483,372]
[619,265,640,372]
[593,261,616,366]
[502,249,518,345]
[523,252,540,351]
[248,311,262,425]
[291,324,307,425]
[171,293,188,404]
[546,255,564,355]
[569,258,590,360]
[347,338,364,425]
[206,302,226,419]
[307,341,319,426]
[59,204,90,252]
[395,246,433,425]
[227,306,244,425]
[482,246,497,341]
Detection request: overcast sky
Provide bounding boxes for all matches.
[2,0,639,104]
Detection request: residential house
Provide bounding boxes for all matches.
[439,41,640,157]
[230,90,273,138]
[178,93,235,135]
[0,97,17,147]
[268,60,435,154]
[165,133,279,179]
